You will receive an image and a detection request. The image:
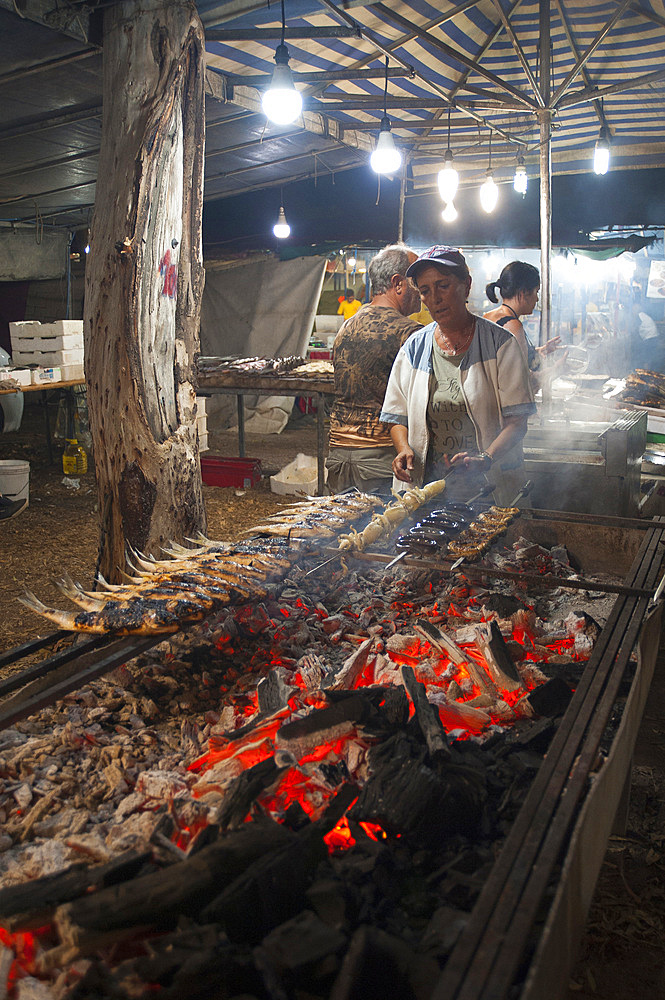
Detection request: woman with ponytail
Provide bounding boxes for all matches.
[484,261,564,383]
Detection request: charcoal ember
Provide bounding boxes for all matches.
[259,908,346,973]
[331,924,439,1000]
[257,668,296,713]
[379,685,409,728]
[527,677,574,717]
[349,753,486,846]
[420,904,468,958]
[306,877,349,928]
[200,836,326,944]
[480,593,524,617]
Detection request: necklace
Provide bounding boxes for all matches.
[435,317,475,355]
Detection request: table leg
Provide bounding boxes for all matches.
[237,394,245,457]
[317,392,325,496]
[41,389,54,465]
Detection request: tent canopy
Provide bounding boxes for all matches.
[0,0,664,246]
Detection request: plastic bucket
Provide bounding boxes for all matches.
[0,459,29,503]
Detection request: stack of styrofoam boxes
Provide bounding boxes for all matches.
[9,321,85,384]
[196,396,208,452]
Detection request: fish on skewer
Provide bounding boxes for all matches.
[19,592,210,634]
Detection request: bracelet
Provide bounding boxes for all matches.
[478,452,493,468]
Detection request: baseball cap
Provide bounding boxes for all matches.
[405,245,469,280]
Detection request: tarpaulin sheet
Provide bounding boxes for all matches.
[199,255,327,429]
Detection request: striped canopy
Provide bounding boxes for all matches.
[200,0,665,204]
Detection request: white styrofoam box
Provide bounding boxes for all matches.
[60,363,85,382]
[197,413,207,429]
[8,368,32,387]
[32,334,83,351]
[270,452,326,495]
[32,367,61,384]
[196,396,207,416]
[12,348,84,366]
[199,431,209,453]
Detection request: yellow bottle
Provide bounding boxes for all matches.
[62,438,87,475]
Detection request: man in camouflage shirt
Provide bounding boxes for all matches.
[326,244,422,494]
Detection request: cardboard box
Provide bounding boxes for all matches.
[200,456,261,489]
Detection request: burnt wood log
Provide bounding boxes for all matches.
[400,665,450,761]
[0,850,151,931]
[54,818,295,949]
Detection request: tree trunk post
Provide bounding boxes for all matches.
[84,0,206,581]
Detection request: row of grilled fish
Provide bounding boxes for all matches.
[19,492,382,635]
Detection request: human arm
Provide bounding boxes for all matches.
[390,424,415,483]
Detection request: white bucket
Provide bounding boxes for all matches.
[0,459,29,503]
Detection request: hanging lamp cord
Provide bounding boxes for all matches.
[383,56,388,118]
[280,0,286,45]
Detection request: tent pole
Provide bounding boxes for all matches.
[398,173,406,242]
[538,0,552,349]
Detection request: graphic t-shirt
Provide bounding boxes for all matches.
[329,305,420,448]
[425,340,486,496]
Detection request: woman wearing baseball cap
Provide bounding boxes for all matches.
[379,245,536,500]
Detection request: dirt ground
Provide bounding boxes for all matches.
[0,397,663,998]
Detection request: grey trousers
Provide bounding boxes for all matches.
[326,445,395,495]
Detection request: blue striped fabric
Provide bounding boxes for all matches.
[200,0,665,197]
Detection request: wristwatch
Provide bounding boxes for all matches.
[478,452,493,468]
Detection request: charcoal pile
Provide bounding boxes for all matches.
[0,521,619,999]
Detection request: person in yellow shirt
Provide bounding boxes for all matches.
[337,288,362,321]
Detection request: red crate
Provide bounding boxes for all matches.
[200,456,262,489]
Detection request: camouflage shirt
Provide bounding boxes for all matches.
[329,304,421,448]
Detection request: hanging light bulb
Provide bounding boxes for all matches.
[261,1,302,126]
[273,205,290,239]
[438,149,459,204]
[479,131,498,213]
[437,107,459,203]
[513,156,527,196]
[593,126,610,175]
[441,201,458,223]
[370,58,402,175]
[480,169,498,213]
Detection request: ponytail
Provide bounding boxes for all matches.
[485,281,500,303]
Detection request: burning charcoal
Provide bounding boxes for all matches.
[326,638,376,690]
[296,652,331,690]
[400,665,450,761]
[472,621,524,694]
[380,684,410,728]
[331,924,440,1000]
[54,819,296,945]
[526,677,573,717]
[427,691,491,735]
[258,669,296,714]
[283,801,310,832]
[218,756,288,831]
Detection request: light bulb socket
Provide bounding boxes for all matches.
[274,42,291,66]
[444,148,454,165]
[379,114,392,134]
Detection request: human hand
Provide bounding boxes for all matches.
[448,451,490,471]
[537,336,563,357]
[393,447,415,483]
